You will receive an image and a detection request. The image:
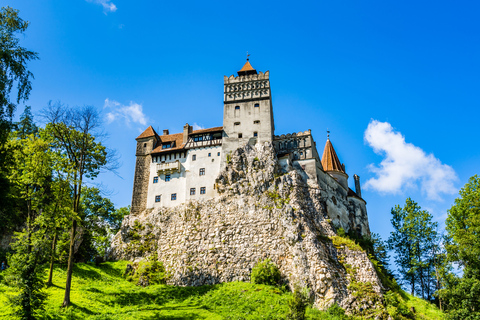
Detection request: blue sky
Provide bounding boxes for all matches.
[9,0,480,245]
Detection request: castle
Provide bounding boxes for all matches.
[131,60,367,235]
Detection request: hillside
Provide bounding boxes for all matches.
[0,261,444,319]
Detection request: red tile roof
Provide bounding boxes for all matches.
[321,139,345,173]
[136,126,157,140]
[149,126,223,154]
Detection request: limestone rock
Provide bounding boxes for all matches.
[110,142,387,316]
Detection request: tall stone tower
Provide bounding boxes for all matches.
[221,60,275,165]
[131,126,158,215]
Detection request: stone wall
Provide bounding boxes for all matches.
[112,142,386,315]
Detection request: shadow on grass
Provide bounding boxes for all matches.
[111,284,218,307]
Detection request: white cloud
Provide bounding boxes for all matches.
[192,123,205,131]
[104,99,148,127]
[86,0,117,13]
[364,120,457,200]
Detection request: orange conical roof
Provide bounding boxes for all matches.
[321,138,345,173]
[136,126,157,140]
[237,60,257,76]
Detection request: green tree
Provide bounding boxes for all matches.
[0,7,38,220]
[388,198,439,299]
[42,102,112,307]
[4,129,54,319]
[76,187,126,262]
[439,175,480,319]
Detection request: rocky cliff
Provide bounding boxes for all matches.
[111,142,387,316]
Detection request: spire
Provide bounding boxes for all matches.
[237,54,257,76]
[321,138,345,173]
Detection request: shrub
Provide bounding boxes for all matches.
[287,286,310,320]
[250,259,281,286]
[326,303,348,319]
[127,256,169,287]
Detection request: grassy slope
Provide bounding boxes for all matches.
[0,261,444,320]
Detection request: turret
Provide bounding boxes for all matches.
[131,126,158,215]
[321,137,349,190]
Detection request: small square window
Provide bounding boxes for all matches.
[192,154,196,161]
[190,188,196,195]
[254,120,260,124]
[208,153,211,157]
[200,187,206,194]
[165,174,171,182]
[238,133,242,138]
[217,152,220,156]
[199,168,205,176]
[171,193,177,200]
[153,176,158,183]
[254,103,259,108]
[235,106,240,110]
[155,195,161,202]
[253,132,258,137]
[143,143,147,147]
[234,122,240,125]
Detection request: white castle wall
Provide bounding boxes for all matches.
[146,145,222,208]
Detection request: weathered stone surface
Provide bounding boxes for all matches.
[111,142,386,315]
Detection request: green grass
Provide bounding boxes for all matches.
[0,261,445,320]
[0,261,337,320]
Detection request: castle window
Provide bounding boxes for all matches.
[238,133,243,138]
[208,153,211,157]
[162,143,171,149]
[235,106,240,110]
[234,122,240,126]
[190,188,196,195]
[155,195,161,202]
[253,132,258,137]
[217,152,220,156]
[200,187,206,194]
[254,103,259,108]
[254,120,260,124]
[192,154,196,161]
[171,193,177,200]
[153,176,158,183]
[165,174,171,182]
[199,168,205,176]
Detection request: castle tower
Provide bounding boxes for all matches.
[131,126,158,215]
[221,59,275,164]
[321,138,349,190]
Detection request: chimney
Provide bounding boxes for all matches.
[163,129,169,135]
[183,123,192,143]
[354,174,361,198]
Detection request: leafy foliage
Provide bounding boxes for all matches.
[126,256,169,287]
[388,198,439,299]
[0,7,38,223]
[287,286,310,320]
[439,175,480,319]
[251,258,281,286]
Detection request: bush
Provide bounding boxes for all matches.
[250,259,281,286]
[384,291,414,320]
[287,286,310,320]
[126,256,169,287]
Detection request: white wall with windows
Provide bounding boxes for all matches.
[146,145,222,208]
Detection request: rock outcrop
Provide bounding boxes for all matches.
[111,142,387,316]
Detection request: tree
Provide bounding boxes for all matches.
[41,102,112,307]
[0,7,38,220]
[76,187,126,262]
[4,127,54,320]
[439,175,480,319]
[388,198,439,299]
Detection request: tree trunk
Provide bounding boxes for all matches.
[47,231,57,286]
[62,219,76,307]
